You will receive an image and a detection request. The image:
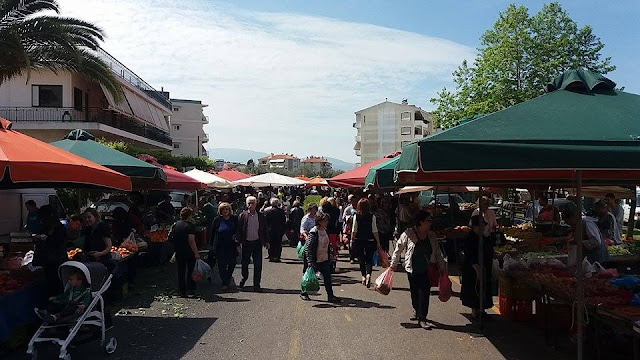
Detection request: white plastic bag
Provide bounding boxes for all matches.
[192,259,212,283]
[582,257,595,278]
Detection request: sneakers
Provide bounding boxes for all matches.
[365,274,371,288]
[300,294,310,301]
[328,296,342,304]
[253,286,263,293]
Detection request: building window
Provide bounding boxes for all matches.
[401,126,411,135]
[32,85,63,107]
[401,111,411,121]
[173,142,180,149]
[173,107,180,112]
[414,126,422,136]
[172,124,181,131]
[73,87,83,111]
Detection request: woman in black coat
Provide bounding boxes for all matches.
[33,205,67,296]
[461,215,494,320]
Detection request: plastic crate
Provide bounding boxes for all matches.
[499,293,533,321]
[498,273,534,300]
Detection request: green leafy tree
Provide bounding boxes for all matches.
[431,2,615,129]
[0,0,123,100]
[99,139,216,171]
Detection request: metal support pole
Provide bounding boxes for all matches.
[478,186,485,330]
[575,170,584,360]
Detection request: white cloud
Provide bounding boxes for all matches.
[60,0,475,162]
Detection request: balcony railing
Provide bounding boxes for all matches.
[94,48,172,110]
[202,115,209,124]
[0,107,172,146]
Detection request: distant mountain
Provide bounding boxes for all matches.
[325,157,356,172]
[207,148,268,164]
[206,148,356,172]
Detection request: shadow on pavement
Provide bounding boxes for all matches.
[312,297,396,310]
[36,316,217,360]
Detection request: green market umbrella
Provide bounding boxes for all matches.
[395,69,640,186]
[364,156,399,189]
[51,130,167,182]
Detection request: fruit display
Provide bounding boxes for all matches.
[459,203,477,211]
[110,246,131,258]
[519,250,563,261]
[608,245,631,256]
[120,240,138,253]
[67,248,83,260]
[0,270,37,296]
[503,226,543,242]
[145,229,169,243]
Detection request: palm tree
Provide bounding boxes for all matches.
[0,0,122,100]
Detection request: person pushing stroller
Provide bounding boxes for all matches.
[36,269,91,324]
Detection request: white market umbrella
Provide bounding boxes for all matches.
[184,169,233,188]
[233,172,307,187]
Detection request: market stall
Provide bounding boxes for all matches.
[327,151,400,188]
[393,69,640,358]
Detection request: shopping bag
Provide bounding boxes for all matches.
[296,241,305,259]
[301,267,320,293]
[192,259,212,283]
[438,273,452,302]
[377,249,390,268]
[427,263,439,287]
[374,268,394,295]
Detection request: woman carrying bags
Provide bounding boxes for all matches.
[300,212,341,303]
[210,202,239,291]
[390,210,445,329]
[351,198,383,288]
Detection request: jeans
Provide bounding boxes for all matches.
[268,232,283,260]
[301,261,334,299]
[355,239,376,277]
[407,272,430,321]
[241,240,263,288]
[217,247,237,286]
[176,253,196,296]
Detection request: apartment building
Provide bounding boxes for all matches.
[169,99,209,157]
[0,48,173,150]
[258,154,301,172]
[302,156,332,172]
[354,99,432,164]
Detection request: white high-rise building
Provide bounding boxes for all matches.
[169,99,209,157]
[354,99,432,164]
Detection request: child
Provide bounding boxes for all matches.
[35,270,91,324]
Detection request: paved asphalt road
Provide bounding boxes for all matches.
[15,247,571,360]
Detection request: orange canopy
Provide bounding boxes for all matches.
[306,177,328,187]
[216,169,251,182]
[295,176,311,182]
[0,118,131,190]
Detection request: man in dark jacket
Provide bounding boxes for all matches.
[288,200,304,247]
[236,196,269,292]
[264,198,287,262]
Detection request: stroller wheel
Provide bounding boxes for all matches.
[104,337,117,354]
[62,354,71,360]
[29,350,37,360]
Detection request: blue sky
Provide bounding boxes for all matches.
[61,1,639,163]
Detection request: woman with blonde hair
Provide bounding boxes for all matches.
[211,202,239,290]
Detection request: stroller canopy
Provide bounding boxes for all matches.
[58,261,109,293]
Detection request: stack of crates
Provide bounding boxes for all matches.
[498,273,534,321]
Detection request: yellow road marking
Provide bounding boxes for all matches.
[344,313,352,322]
[492,305,501,314]
[287,330,301,360]
[449,275,460,286]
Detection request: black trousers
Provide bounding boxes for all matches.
[407,271,430,321]
[355,239,376,277]
[217,248,237,286]
[176,252,196,296]
[301,261,334,298]
[47,303,79,320]
[268,232,283,260]
[241,241,263,288]
[379,232,391,254]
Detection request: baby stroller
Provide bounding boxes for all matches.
[27,261,117,359]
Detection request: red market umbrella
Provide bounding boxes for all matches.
[136,155,207,191]
[328,152,400,188]
[0,118,131,190]
[215,169,251,182]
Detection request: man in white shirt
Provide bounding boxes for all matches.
[470,196,498,237]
